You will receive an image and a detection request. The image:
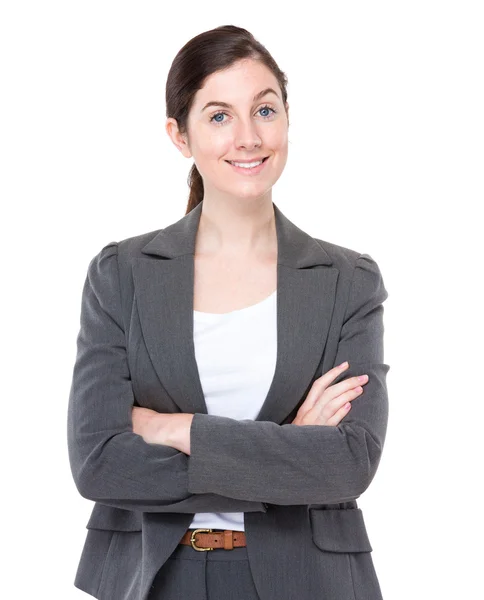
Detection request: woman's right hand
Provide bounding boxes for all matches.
[292,362,368,426]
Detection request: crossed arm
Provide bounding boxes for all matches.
[67,243,389,511]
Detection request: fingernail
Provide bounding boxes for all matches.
[339,361,348,368]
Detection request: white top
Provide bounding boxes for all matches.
[188,290,277,532]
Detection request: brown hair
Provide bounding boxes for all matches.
[165,25,289,215]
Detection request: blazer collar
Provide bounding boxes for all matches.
[140,200,332,268]
[133,200,338,424]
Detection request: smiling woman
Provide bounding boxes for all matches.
[68,23,389,600]
[164,27,290,214]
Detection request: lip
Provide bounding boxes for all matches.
[225,156,269,163]
[225,155,270,176]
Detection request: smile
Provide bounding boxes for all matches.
[225,156,270,175]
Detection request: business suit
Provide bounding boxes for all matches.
[67,200,390,600]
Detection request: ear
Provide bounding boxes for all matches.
[165,117,192,159]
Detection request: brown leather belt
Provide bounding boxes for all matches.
[180,528,247,551]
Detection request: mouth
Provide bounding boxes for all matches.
[225,156,270,175]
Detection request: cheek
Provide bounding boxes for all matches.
[271,127,289,149]
[198,136,231,162]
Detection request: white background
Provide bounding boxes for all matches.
[1,1,482,598]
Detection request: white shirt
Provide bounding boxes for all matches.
[188,290,277,532]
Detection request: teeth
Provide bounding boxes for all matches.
[229,160,264,168]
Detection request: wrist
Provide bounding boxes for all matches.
[165,413,193,454]
[153,413,175,446]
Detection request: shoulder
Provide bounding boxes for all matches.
[117,228,165,260]
[90,228,164,265]
[85,229,164,294]
[312,237,387,298]
[313,237,382,274]
[314,237,361,268]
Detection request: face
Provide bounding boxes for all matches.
[166,58,289,203]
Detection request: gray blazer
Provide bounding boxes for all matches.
[67,200,390,600]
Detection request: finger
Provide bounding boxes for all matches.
[325,400,352,426]
[320,385,363,424]
[332,385,364,410]
[303,362,351,411]
[318,361,350,385]
[322,373,368,402]
[312,362,351,393]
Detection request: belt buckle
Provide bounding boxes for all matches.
[190,528,214,551]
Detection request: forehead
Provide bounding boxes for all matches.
[194,60,281,107]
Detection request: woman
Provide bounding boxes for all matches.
[68,25,390,600]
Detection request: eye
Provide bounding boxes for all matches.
[209,104,278,126]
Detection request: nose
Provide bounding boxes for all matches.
[233,118,262,151]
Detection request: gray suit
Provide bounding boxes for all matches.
[68,200,390,600]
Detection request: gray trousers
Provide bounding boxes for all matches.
[148,542,261,599]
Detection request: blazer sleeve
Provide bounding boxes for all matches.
[67,243,267,514]
[186,253,390,505]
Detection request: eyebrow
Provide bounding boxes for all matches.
[201,87,280,112]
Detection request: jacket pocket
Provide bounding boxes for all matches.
[86,502,142,532]
[309,507,373,553]
[81,504,143,599]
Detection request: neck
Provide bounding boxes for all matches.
[195,197,277,259]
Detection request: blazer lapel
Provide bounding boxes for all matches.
[132,201,339,425]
